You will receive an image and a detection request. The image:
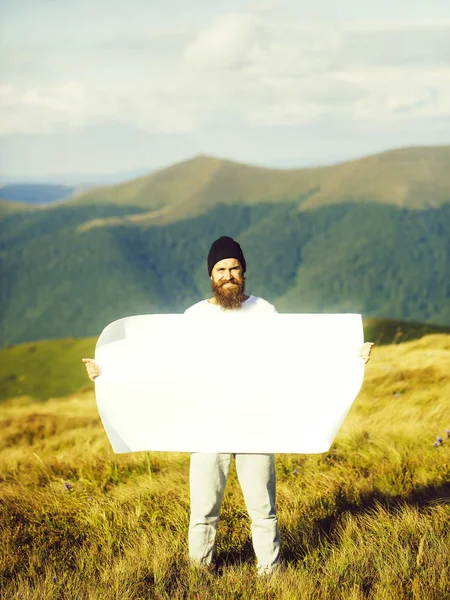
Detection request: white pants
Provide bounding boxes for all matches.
[188,453,280,573]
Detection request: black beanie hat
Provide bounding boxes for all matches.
[207,236,246,276]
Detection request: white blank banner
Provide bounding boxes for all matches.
[94,313,365,454]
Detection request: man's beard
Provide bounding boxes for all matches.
[212,277,246,310]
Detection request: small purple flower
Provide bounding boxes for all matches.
[52,576,57,583]
[293,469,299,476]
[64,482,71,491]
[445,429,450,438]
[432,441,440,448]
[437,437,443,444]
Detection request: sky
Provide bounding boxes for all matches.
[1,0,450,182]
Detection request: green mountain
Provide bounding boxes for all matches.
[1,146,449,346]
[67,145,450,226]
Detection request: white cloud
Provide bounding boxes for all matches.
[0,82,121,134]
[184,13,260,70]
[1,10,450,136]
[336,67,450,122]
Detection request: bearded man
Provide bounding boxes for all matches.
[83,235,373,576]
[183,236,281,576]
[185,235,277,314]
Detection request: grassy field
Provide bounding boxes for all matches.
[1,334,449,599]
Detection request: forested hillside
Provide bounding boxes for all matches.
[1,147,449,346]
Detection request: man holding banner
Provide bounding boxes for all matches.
[83,235,373,576]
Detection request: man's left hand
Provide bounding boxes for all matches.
[359,342,374,364]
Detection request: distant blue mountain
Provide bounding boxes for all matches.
[0,166,153,187]
[0,184,76,205]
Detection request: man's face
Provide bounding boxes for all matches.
[211,258,246,309]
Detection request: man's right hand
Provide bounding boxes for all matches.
[82,358,101,382]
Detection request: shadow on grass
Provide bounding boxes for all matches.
[214,538,255,573]
[200,480,450,572]
[282,480,450,565]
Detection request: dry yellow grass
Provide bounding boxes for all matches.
[1,335,449,599]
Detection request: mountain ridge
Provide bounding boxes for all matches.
[59,145,450,229]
